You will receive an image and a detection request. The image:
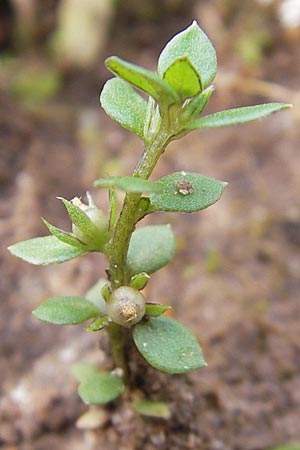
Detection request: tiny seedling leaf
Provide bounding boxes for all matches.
[145,303,170,317]
[163,57,201,99]
[33,296,100,324]
[179,85,214,124]
[127,225,176,275]
[42,218,85,248]
[78,370,125,405]
[94,176,163,193]
[149,172,227,213]
[158,20,217,90]
[133,399,171,419]
[105,56,179,105]
[133,316,206,373]
[100,77,148,139]
[8,235,86,265]
[187,103,292,130]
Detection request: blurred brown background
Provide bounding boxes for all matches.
[0,1,300,449]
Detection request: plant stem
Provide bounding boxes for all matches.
[109,127,170,288]
[106,126,170,381]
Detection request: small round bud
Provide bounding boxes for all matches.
[107,286,146,327]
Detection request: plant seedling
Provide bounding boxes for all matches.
[8,21,291,411]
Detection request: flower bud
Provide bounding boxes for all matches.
[107,286,146,327]
[71,197,109,249]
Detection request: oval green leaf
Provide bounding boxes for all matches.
[33,296,100,324]
[94,176,162,193]
[158,20,217,90]
[187,103,292,129]
[8,235,86,265]
[78,371,125,405]
[100,78,148,139]
[163,57,201,99]
[127,225,176,275]
[149,172,227,213]
[133,316,206,373]
[105,56,179,106]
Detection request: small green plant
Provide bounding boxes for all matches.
[8,21,291,408]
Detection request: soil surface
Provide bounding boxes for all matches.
[1,2,300,450]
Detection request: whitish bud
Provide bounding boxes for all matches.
[107,286,146,327]
[71,197,109,248]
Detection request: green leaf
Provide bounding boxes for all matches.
[149,172,227,213]
[33,296,100,325]
[94,176,163,193]
[105,56,179,106]
[158,20,217,90]
[127,225,176,275]
[187,103,292,129]
[163,57,201,99]
[133,316,206,373]
[8,235,86,265]
[86,315,109,332]
[58,197,101,245]
[78,370,125,405]
[42,218,85,248]
[133,399,171,419]
[85,279,107,314]
[145,303,170,317]
[100,78,148,139]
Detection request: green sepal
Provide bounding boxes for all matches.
[86,315,109,332]
[130,272,150,290]
[100,77,148,139]
[133,315,206,373]
[94,176,163,193]
[163,57,201,99]
[58,197,106,249]
[133,399,171,419]
[8,235,86,265]
[42,218,86,249]
[148,171,227,213]
[187,103,292,130]
[105,56,179,107]
[127,225,176,275]
[32,296,100,325]
[158,20,217,90]
[145,303,170,317]
[101,283,111,302]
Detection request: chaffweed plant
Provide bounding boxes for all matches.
[8,21,291,410]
